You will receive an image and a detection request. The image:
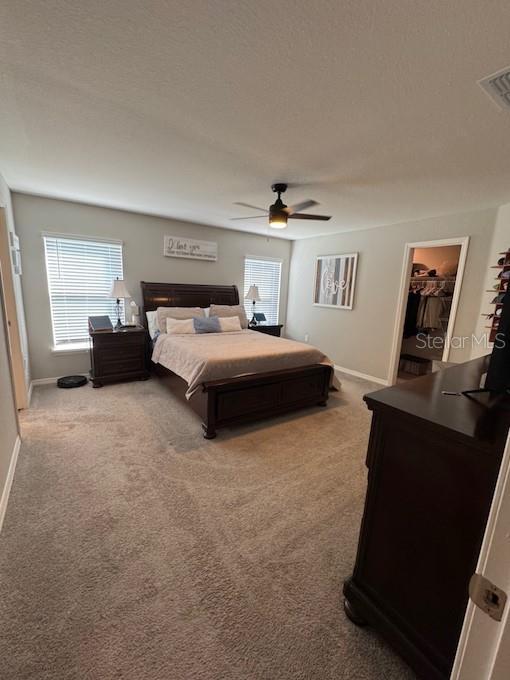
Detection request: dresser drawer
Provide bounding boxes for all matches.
[95,346,144,363]
[92,332,145,348]
[95,355,145,377]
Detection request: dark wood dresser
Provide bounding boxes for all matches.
[89,327,149,387]
[344,356,510,680]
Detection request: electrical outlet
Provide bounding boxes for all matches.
[304,333,309,343]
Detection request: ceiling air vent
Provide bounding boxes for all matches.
[479,66,510,111]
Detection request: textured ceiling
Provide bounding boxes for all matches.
[1,1,510,240]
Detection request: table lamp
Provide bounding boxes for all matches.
[110,277,131,330]
[245,285,261,325]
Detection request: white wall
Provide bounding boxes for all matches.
[286,208,497,382]
[472,202,510,359]
[12,193,292,380]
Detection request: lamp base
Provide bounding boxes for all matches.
[114,299,123,330]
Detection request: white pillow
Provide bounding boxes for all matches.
[166,318,195,335]
[157,306,204,332]
[218,316,242,332]
[146,311,159,339]
[209,304,248,329]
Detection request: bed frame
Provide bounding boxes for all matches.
[141,281,332,438]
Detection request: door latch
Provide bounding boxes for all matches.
[469,573,507,622]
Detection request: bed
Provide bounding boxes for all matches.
[141,281,334,438]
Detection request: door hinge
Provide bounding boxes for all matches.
[469,573,507,622]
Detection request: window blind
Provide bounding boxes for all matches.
[243,257,282,324]
[43,235,124,346]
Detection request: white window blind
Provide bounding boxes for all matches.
[243,257,282,324]
[43,235,124,346]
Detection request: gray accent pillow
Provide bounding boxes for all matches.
[156,306,205,332]
[193,316,221,333]
[209,304,248,329]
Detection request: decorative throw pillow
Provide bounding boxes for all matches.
[146,310,159,339]
[157,306,205,332]
[209,304,248,329]
[218,316,242,332]
[166,318,195,335]
[193,316,221,333]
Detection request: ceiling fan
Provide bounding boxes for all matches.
[230,183,331,229]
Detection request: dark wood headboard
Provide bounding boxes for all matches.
[140,282,240,325]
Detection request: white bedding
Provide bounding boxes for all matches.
[152,329,339,398]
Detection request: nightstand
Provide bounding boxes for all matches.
[89,327,149,387]
[249,324,283,337]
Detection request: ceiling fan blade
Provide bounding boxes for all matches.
[233,202,268,212]
[229,214,268,220]
[284,199,318,215]
[288,213,331,221]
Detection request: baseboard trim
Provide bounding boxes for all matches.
[334,364,389,386]
[0,435,21,533]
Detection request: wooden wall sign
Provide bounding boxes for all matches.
[163,236,217,261]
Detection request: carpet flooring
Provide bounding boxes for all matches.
[0,374,416,680]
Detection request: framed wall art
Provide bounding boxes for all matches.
[313,253,358,309]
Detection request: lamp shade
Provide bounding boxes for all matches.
[245,285,260,301]
[110,278,131,299]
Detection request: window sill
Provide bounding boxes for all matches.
[51,343,89,355]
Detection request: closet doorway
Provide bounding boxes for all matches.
[388,237,469,385]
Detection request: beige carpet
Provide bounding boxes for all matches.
[0,374,416,680]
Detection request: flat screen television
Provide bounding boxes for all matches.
[462,289,510,401]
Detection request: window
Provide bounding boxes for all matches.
[243,257,282,324]
[43,235,123,348]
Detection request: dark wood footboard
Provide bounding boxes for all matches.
[198,364,332,438]
[152,362,332,438]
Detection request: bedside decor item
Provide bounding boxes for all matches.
[130,300,141,326]
[313,253,358,310]
[163,235,217,261]
[110,277,132,329]
[88,315,113,332]
[245,285,261,325]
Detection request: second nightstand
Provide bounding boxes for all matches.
[249,324,283,337]
[89,326,149,387]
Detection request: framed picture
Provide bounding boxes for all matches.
[313,253,358,309]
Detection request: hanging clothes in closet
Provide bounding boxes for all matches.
[403,277,455,335]
[404,291,421,338]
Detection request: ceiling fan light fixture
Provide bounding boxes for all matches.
[269,198,288,229]
[269,216,288,229]
[232,182,330,227]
